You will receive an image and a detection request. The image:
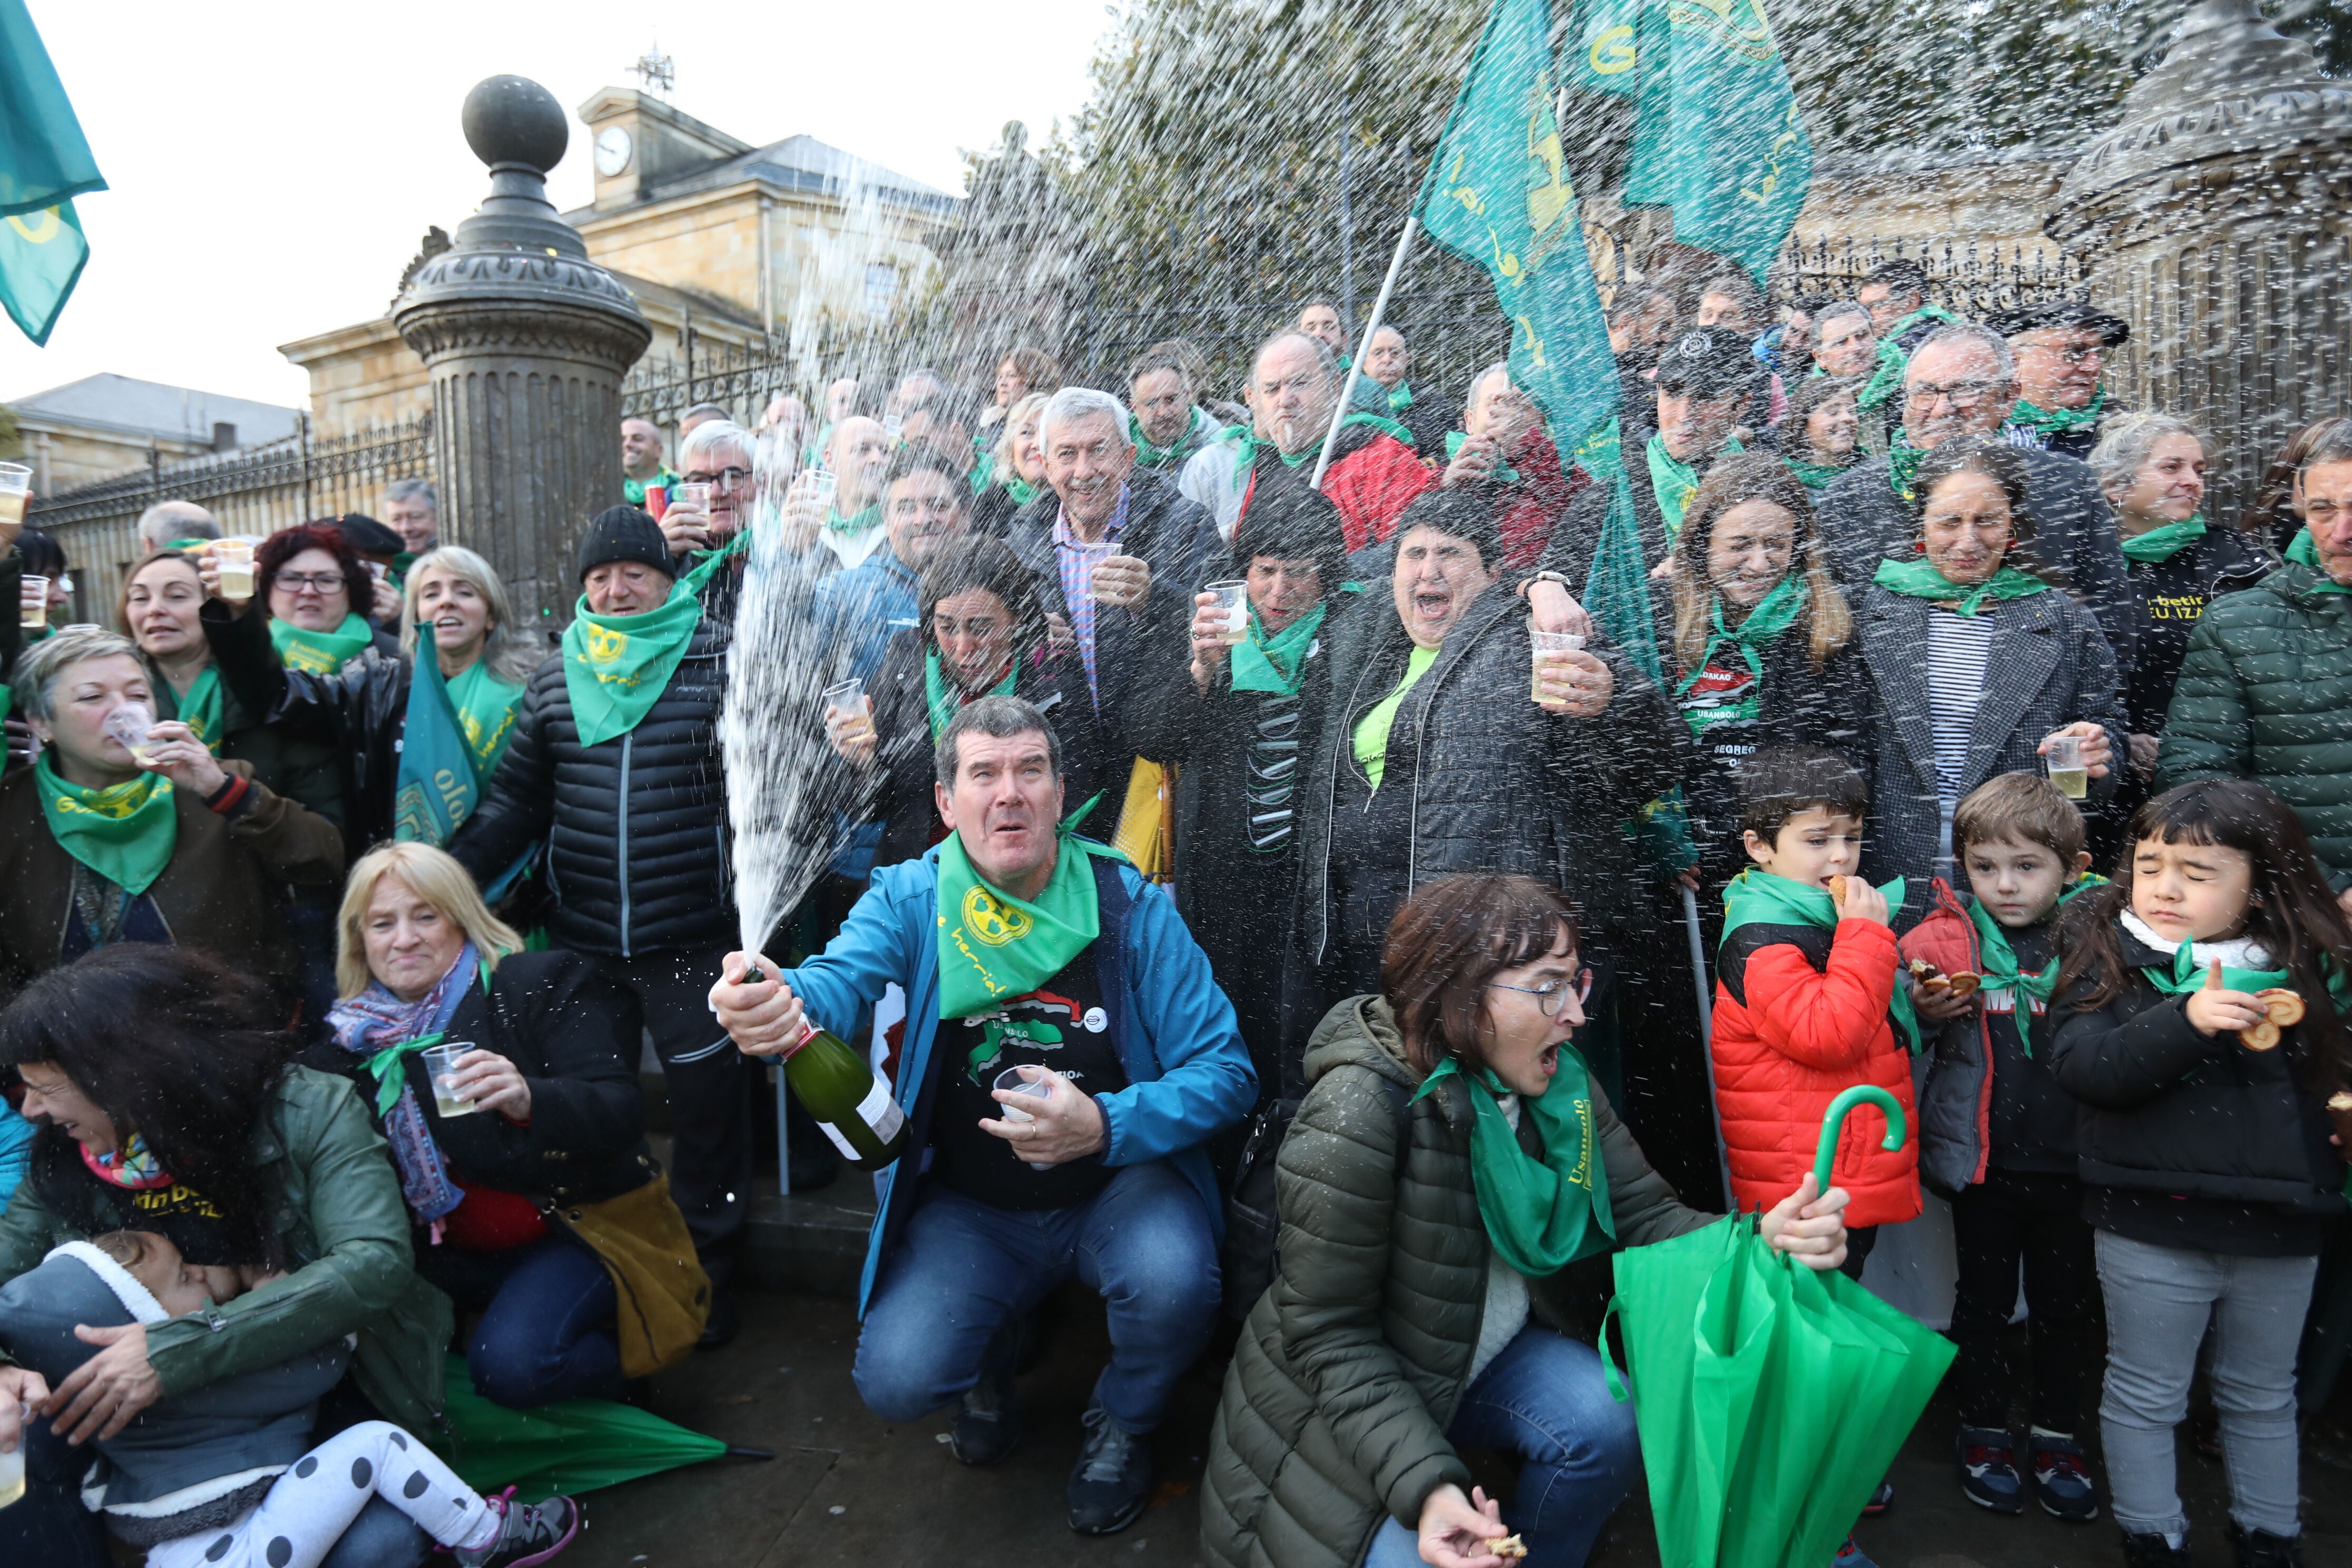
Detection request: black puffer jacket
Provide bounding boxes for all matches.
[450,625,731,956]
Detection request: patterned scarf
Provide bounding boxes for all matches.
[327,944,481,1223]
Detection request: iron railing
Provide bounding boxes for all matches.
[1780,236,2093,317]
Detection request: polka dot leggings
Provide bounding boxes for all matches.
[144,1422,492,1568]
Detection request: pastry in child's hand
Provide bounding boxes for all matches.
[2240,1019,2283,1052]
[1828,875,1849,904]
[1945,972,1982,998]
[1488,1536,1528,1561]
[2256,989,2306,1027]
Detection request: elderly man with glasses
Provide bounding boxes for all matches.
[1814,322,2133,665]
[1988,301,2132,460]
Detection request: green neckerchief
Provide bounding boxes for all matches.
[1413,1050,1615,1277]
[1224,410,1417,483]
[444,658,526,778]
[1445,429,1521,486]
[34,753,178,896]
[1720,868,1919,1051]
[1783,455,1851,494]
[827,502,882,537]
[270,612,375,675]
[161,665,224,750]
[2137,933,2288,999]
[1886,429,1929,504]
[2009,386,2105,437]
[935,806,1123,1020]
[365,1031,445,1118]
[560,534,743,747]
[1873,557,2050,616]
[1856,304,1963,411]
[1130,406,1212,468]
[1673,576,1808,736]
[1387,381,1414,413]
[1964,875,2107,1030]
[924,646,1016,743]
[622,468,680,507]
[1004,476,1040,508]
[1352,643,1441,790]
[1647,433,1741,538]
[1230,600,1330,696]
[2284,527,2352,594]
[2120,514,2209,564]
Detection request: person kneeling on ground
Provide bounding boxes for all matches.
[708,694,1256,1536]
[1200,873,1850,1568]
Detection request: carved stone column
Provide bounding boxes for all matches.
[2048,1,2352,524]
[394,76,651,631]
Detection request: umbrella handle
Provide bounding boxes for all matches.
[1811,1084,1906,1195]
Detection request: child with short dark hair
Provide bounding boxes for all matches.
[1900,773,2102,1524]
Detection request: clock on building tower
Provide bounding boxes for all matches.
[594,125,633,175]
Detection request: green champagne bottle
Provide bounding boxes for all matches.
[781,1016,908,1171]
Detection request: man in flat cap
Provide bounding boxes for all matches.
[1990,300,2132,460]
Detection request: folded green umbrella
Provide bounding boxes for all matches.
[424,1356,766,1497]
[1607,1086,1956,1568]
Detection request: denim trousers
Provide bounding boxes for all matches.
[2095,1229,2317,1538]
[1363,1326,1642,1568]
[852,1160,1219,1434]
[418,1231,624,1407]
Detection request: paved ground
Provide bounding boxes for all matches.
[563,1277,2352,1568]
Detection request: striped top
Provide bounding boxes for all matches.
[1926,607,1997,814]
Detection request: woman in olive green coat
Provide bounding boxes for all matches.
[1202,874,1851,1568]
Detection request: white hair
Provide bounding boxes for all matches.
[1909,322,2017,384]
[1038,387,1132,450]
[385,477,438,513]
[134,499,219,551]
[678,418,756,474]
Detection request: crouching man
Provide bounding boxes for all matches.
[708,694,1253,1535]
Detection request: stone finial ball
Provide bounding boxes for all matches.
[461,76,569,171]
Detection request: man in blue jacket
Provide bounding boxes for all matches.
[709,694,1253,1537]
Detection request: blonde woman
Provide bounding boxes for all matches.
[199,543,547,858]
[327,842,702,1408]
[973,389,1052,536]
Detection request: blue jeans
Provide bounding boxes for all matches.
[417,1232,624,1407]
[853,1161,1220,1434]
[1363,1327,1641,1568]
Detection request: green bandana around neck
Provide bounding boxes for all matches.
[2137,933,2288,1000]
[1388,381,1414,413]
[364,1031,446,1118]
[2010,386,2105,437]
[1412,1050,1614,1277]
[935,809,1124,1020]
[1886,430,1930,504]
[1445,429,1521,486]
[1230,600,1329,695]
[1674,576,1808,736]
[1721,868,1919,1050]
[2284,527,2352,594]
[1130,407,1212,468]
[35,753,178,896]
[1647,432,1741,538]
[1873,557,2050,616]
[1964,875,2106,1035]
[162,665,225,750]
[444,658,526,777]
[1782,454,1851,493]
[1228,410,1416,482]
[1004,476,1041,508]
[1856,304,1963,412]
[2119,514,2209,564]
[827,502,883,537]
[924,646,1016,743]
[560,534,742,747]
[270,612,375,675]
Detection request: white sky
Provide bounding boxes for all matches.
[0,0,1113,411]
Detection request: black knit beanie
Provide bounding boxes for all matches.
[575,505,674,584]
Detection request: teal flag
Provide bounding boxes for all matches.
[393,650,482,849]
[0,199,88,347]
[1616,0,1813,287]
[1567,0,1642,92]
[0,0,103,345]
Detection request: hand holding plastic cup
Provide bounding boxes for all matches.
[1204,581,1249,645]
[420,1043,480,1118]
[102,701,159,766]
[1530,627,1586,707]
[994,1065,1060,1169]
[212,539,256,599]
[2043,733,2089,800]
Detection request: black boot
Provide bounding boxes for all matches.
[2121,1531,2193,1567]
[2226,1520,2304,1567]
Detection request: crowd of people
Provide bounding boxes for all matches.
[1,262,2349,1568]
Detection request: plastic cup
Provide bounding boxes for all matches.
[1530,627,1586,703]
[821,677,869,719]
[1204,581,1249,645]
[420,1042,479,1118]
[805,470,839,513]
[0,1408,24,1508]
[19,576,47,630]
[0,463,28,531]
[642,483,668,520]
[994,1066,1059,1169]
[101,701,157,766]
[2044,734,2089,800]
[213,539,256,599]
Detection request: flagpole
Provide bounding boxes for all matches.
[1311,217,1416,489]
[1683,883,1733,1211]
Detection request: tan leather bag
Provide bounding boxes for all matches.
[546,1172,711,1378]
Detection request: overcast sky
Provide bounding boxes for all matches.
[0,0,1111,411]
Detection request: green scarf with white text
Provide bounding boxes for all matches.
[935,810,1123,1020]
[1964,875,2107,1024]
[1674,575,1808,736]
[1412,1050,1614,1277]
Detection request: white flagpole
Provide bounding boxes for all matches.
[1311,217,1417,489]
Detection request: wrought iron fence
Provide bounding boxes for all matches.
[1780,236,2093,317]
[25,414,433,623]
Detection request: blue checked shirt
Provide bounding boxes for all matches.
[1053,484,1131,704]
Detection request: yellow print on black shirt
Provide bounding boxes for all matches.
[2148,593,2208,622]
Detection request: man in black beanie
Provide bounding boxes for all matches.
[450,503,786,1348]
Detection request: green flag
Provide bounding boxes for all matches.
[393,646,483,849]
[0,0,103,346]
[0,197,87,347]
[1617,0,1813,287]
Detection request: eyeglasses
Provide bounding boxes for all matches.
[1488,968,1594,1016]
[1905,380,2003,408]
[685,467,752,486]
[273,572,345,593]
[2018,343,2102,366]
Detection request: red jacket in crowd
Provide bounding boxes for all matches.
[1322,429,1436,553]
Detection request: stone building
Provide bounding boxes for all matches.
[6,374,298,495]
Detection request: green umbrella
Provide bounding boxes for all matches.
[1606,1086,1956,1568]
[424,1356,769,1497]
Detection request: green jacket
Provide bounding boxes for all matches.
[1201,997,1710,1568]
[2155,563,2352,890]
[0,1065,450,1432]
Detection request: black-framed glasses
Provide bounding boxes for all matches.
[273,572,345,593]
[685,467,753,486]
[1488,968,1594,1016]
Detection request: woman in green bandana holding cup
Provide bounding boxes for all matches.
[0,626,345,1007]
[1201,873,1851,1568]
[1857,436,2125,928]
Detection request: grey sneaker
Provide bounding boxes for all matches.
[454,1489,581,1568]
[1066,1402,1152,1535]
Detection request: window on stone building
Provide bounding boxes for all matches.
[865,262,899,318]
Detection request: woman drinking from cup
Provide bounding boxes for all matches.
[972,391,1052,537]
[0,628,343,1007]
[1857,436,2125,926]
[328,842,707,1407]
[1776,376,1865,495]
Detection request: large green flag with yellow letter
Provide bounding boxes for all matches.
[1,200,89,347]
[0,0,104,345]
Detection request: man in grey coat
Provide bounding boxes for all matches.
[1815,323,2134,671]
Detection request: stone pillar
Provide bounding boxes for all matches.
[2048,1,2352,525]
[394,76,651,631]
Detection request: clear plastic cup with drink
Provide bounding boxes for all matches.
[1530,626,1585,705]
[993,1065,1059,1170]
[213,538,257,599]
[2044,733,2089,799]
[19,575,48,631]
[0,462,30,532]
[822,677,873,748]
[1204,581,1250,645]
[420,1042,479,1118]
[101,701,159,767]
